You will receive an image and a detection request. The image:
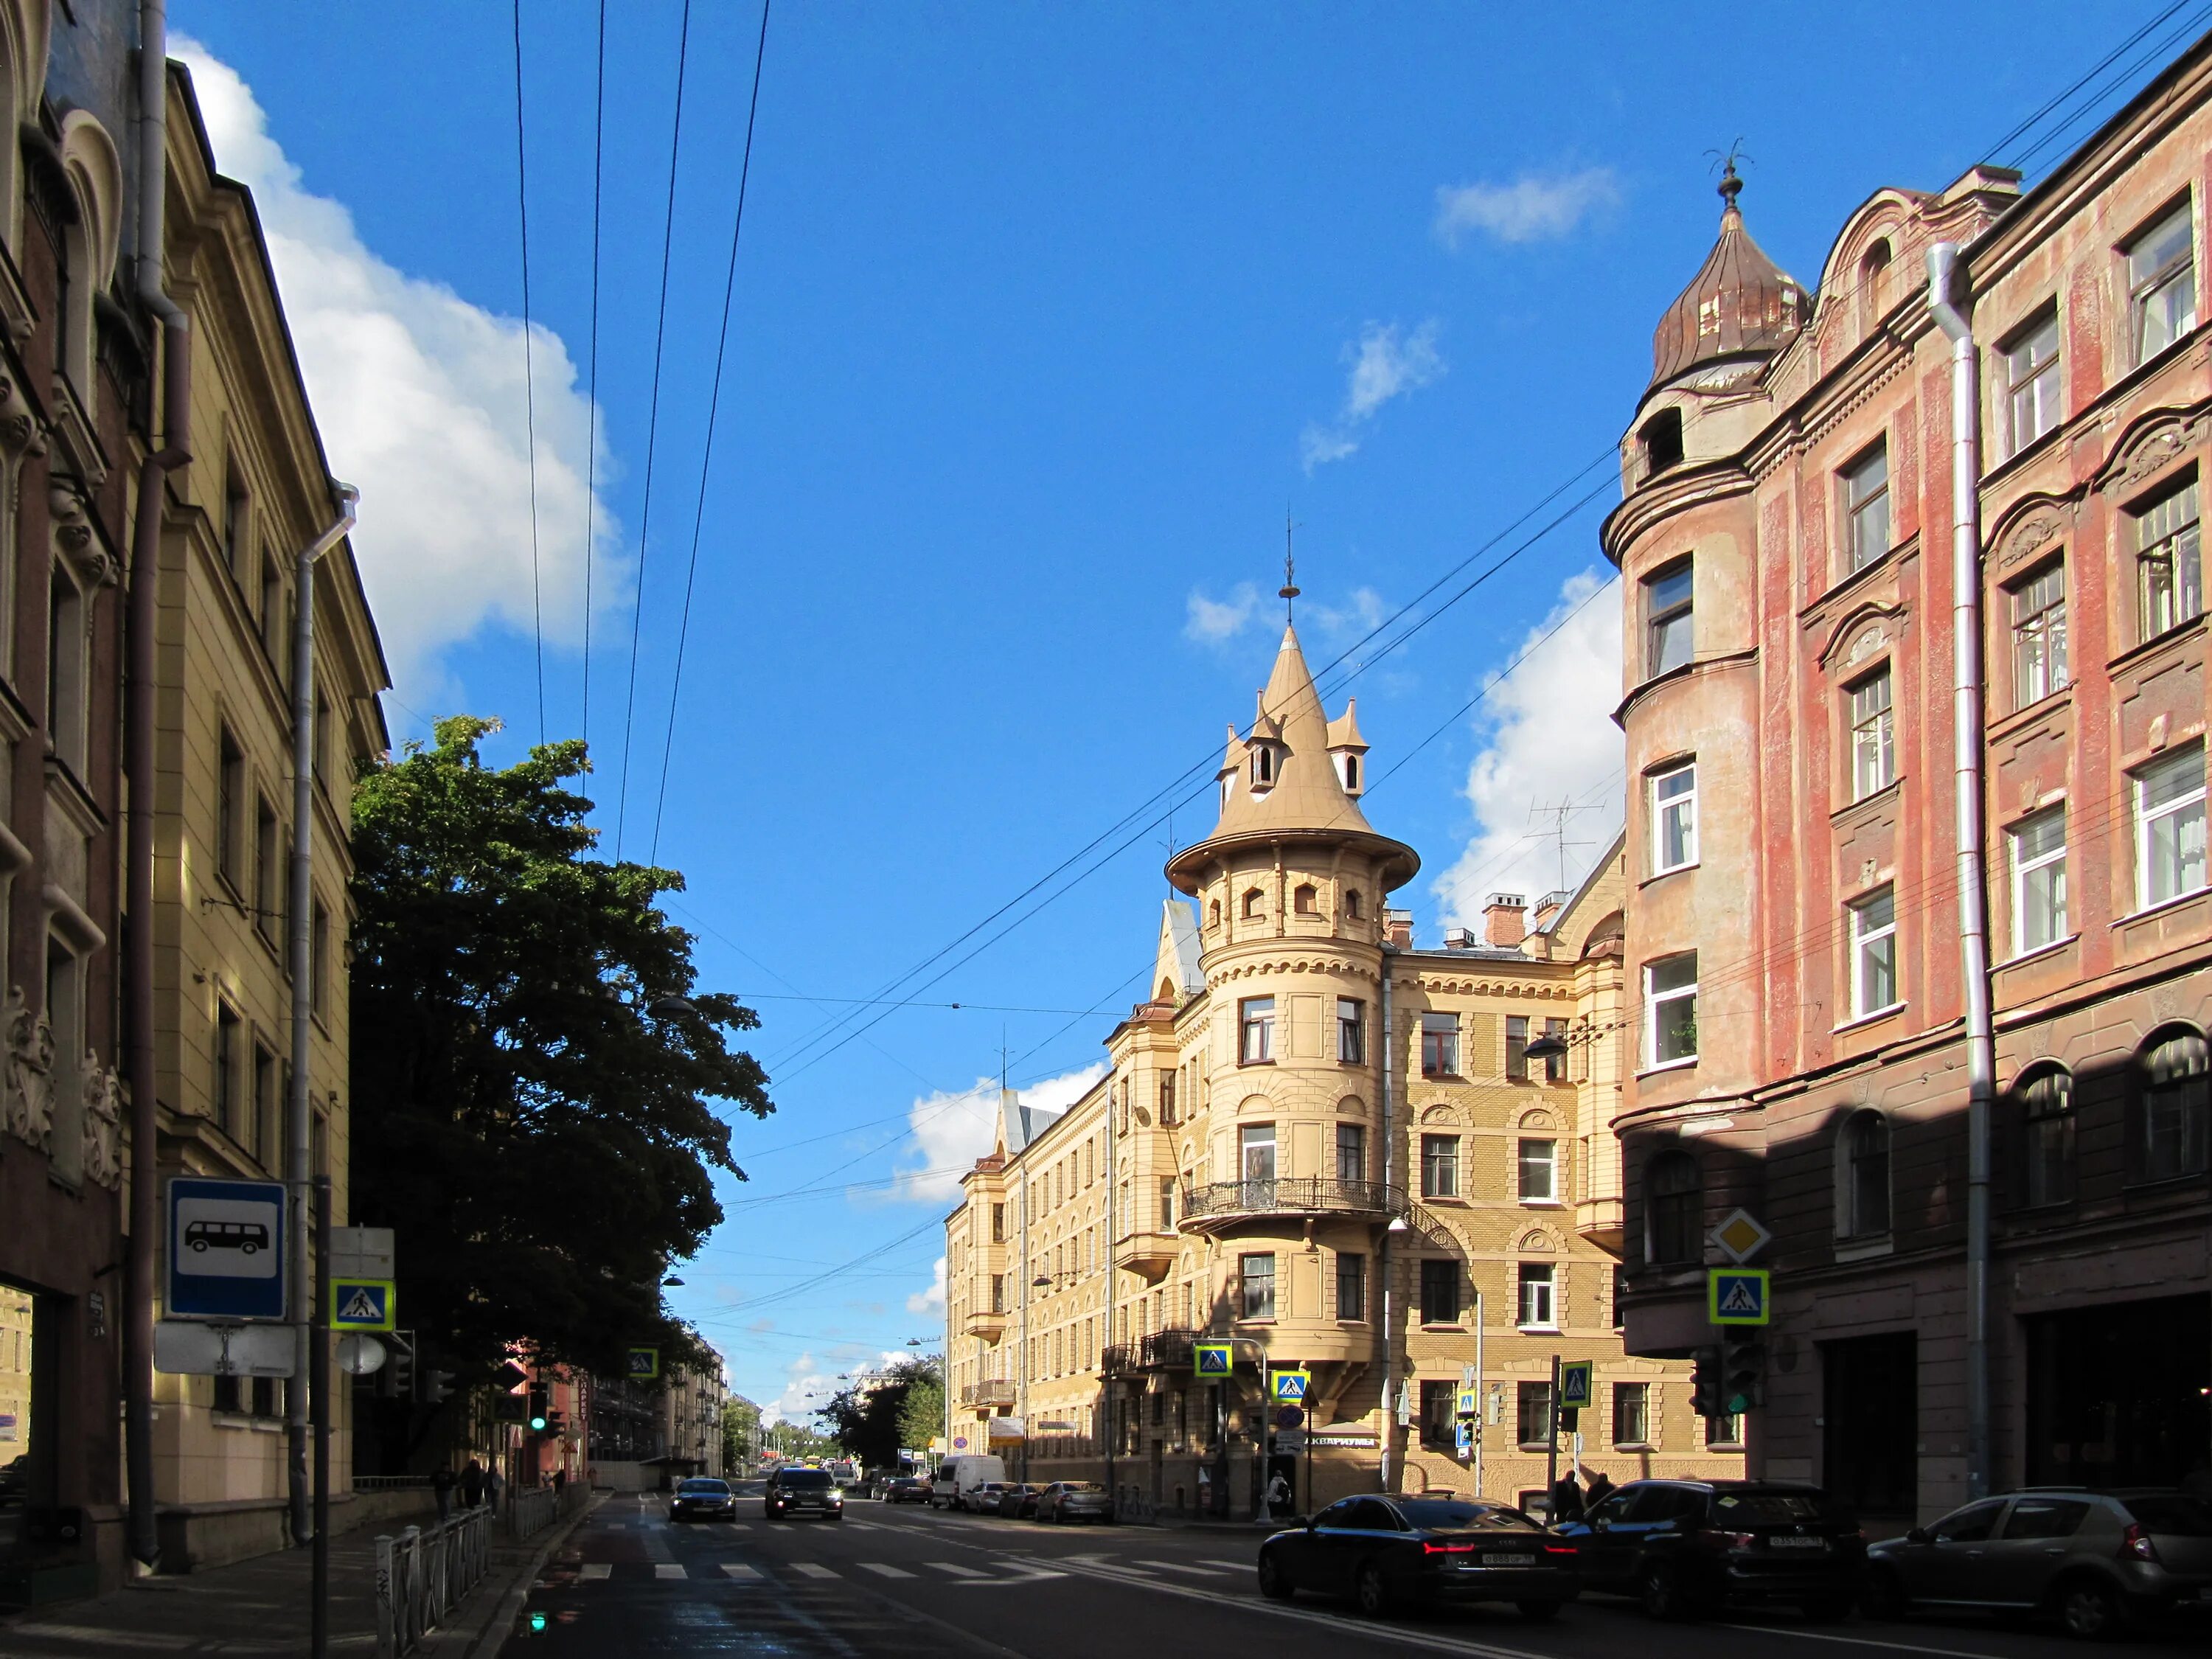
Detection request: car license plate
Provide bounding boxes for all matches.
[1485,1553,1537,1567]
[1770,1537,1827,1550]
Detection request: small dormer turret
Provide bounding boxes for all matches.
[1326,698,1369,796]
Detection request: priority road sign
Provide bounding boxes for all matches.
[330,1279,396,1332]
[1194,1342,1232,1377]
[1708,1268,1772,1326]
[167,1176,286,1321]
[1271,1368,1310,1404]
[1559,1360,1593,1408]
[1708,1208,1772,1265]
[627,1346,661,1380]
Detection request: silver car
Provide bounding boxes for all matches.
[1865,1487,2212,1638]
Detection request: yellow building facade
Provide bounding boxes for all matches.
[945,626,1739,1518]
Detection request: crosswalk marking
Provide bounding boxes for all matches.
[720,1563,763,1580]
[790,1562,838,1579]
[1137,1559,1233,1576]
[655,1563,687,1580]
[578,1562,611,1581]
[858,1562,914,1579]
[928,1562,985,1579]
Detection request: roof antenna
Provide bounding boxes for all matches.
[1280,505,1301,625]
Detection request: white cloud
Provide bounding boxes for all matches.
[1432,570,1626,931]
[1185,582,1261,644]
[908,1254,947,1316]
[1434,167,1621,248]
[885,1064,1107,1206]
[1308,585,1388,642]
[1302,321,1444,471]
[174,41,614,700]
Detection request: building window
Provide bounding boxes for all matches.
[1419,1380,1455,1447]
[2134,742,2207,911]
[254,796,280,945]
[1613,1265,1627,1330]
[1843,442,1891,572]
[1238,995,1276,1063]
[1420,1133,1458,1199]
[2127,201,2197,364]
[251,1041,274,1164]
[1644,952,1698,1066]
[1542,1018,1568,1083]
[1612,1382,1650,1447]
[1517,1262,1557,1329]
[218,726,246,889]
[1241,887,1265,919]
[310,897,331,1019]
[1640,407,1685,474]
[1336,998,1365,1065]
[1517,1380,1554,1447]
[1849,886,1899,1016]
[2135,1028,2210,1182]
[991,1203,1004,1243]
[213,1001,241,1136]
[46,565,85,772]
[2134,476,2201,641]
[1518,1138,1557,1202]
[1646,1150,1701,1266]
[1290,883,1317,917]
[1343,888,1363,920]
[1706,1411,1745,1448]
[1505,1015,1529,1081]
[1651,760,1697,873]
[1848,668,1895,799]
[1239,1253,1276,1321]
[2017,1066,2075,1208]
[1644,558,1693,677]
[1158,1178,1176,1231]
[2003,309,2062,452]
[223,462,252,581]
[1250,745,1274,787]
[2009,560,2067,707]
[1335,1251,1365,1321]
[1335,1122,1365,1186]
[1420,1011,1459,1076]
[1420,1258,1461,1324]
[990,1273,1005,1312]
[2009,807,2067,956]
[1240,1123,1276,1188]
[1840,1110,1893,1239]
[1158,1071,1177,1125]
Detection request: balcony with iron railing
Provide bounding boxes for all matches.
[1102,1327,1200,1374]
[1177,1177,1405,1232]
[961,1377,1016,1408]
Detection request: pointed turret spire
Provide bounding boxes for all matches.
[1649,155,1806,390]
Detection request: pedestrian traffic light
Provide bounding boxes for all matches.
[1722,1335,1765,1414]
[1689,1344,1722,1418]
[544,1410,566,1437]
[419,1368,456,1407]
[527,1385,549,1432]
[383,1334,414,1400]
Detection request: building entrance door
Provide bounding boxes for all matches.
[2025,1293,2208,1489]
[1821,1330,1916,1517]
[0,1279,44,1569]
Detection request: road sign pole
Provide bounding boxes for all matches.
[1545,1353,1561,1513]
[310,1174,330,1659]
[1472,1290,1484,1499]
[1258,1361,1273,1524]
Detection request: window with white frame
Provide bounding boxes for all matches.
[2010,806,2067,956]
[1419,1010,1459,1077]
[2127,201,2197,364]
[2135,742,2207,911]
[1839,1110,1892,1238]
[2134,476,2201,641]
[1239,1123,1277,1187]
[1843,442,1891,571]
[1420,1133,1459,1200]
[1645,558,1693,677]
[1644,952,1698,1066]
[1239,1253,1276,1321]
[2009,560,2067,707]
[1848,668,1895,799]
[1849,886,1899,1017]
[2018,1066,2075,1207]
[1517,1262,1557,1330]
[1238,995,1275,1062]
[1651,760,1697,873]
[1612,1382,1651,1447]
[1517,1138,1557,1202]
[2003,309,2062,453]
[2136,1029,2211,1181]
[1336,997,1365,1064]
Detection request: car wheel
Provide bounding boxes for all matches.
[2056,1576,2128,1640]
[1256,1550,1295,1602]
[1861,1568,1908,1621]
[1640,1562,1692,1621]
[1355,1560,1393,1619]
[1517,1600,1561,1621]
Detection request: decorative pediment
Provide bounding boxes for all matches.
[1416,1101,1462,1125]
[1987,493,2079,575]
[1816,598,1902,669]
[1515,1107,1557,1130]
[2095,404,2209,497]
[1513,1226,1560,1253]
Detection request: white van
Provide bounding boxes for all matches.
[930,1454,1006,1510]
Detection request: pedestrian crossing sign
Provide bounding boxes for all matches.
[1559,1360,1593,1408]
[627,1346,661,1380]
[1455,1383,1478,1419]
[330,1279,395,1332]
[1708,1268,1771,1326]
[1272,1368,1310,1404]
[1193,1342,1232,1377]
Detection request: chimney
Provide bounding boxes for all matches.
[1383,908,1413,949]
[1442,928,1476,950]
[1484,893,1526,948]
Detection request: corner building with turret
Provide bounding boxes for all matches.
[942,627,1742,1519]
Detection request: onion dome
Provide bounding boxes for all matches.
[1649,161,1806,391]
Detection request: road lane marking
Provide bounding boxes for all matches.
[720,1563,762,1579]
[1135,1558,1232,1576]
[654,1563,687,1579]
[1716,1625,2035,1659]
[859,1562,916,1579]
[578,1563,611,1581]
[790,1562,838,1579]
[927,1562,986,1578]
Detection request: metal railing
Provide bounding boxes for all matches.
[375,1508,491,1658]
[960,1378,1015,1406]
[1178,1177,1405,1222]
[1102,1326,1200,1374]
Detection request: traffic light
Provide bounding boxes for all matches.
[418,1368,456,1407]
[544,1410,566,1438]
[382,1333,415,1399]
[1722,1335,1766,1414]
[527,1385,549,1432]
[1689,1344,1722,1418]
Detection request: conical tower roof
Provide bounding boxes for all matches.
[1649,164,1806,390]
[1166,625,1418,894]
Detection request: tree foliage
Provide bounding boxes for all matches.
[349,717,772,1380]
[815,1356,942,1469]
[894,1367,945,1458]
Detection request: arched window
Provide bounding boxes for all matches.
[1293,883,1318,916]
[1242,888,1265,919]
[1251,745,1274,787]
[1837,1110,1892,1239]
[1645,1150,1701,1266]
[2016,1065,2075,1207]
[1343,889,1363,920]
[1208,899,1222,929]
[2135,1026,2210,1181]
[1860,237,1894,330]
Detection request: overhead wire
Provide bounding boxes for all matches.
[1981,0,2194,163]
[511,0,546,742]
[1999,3,2212,173]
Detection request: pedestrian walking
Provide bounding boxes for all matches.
[554,1467,567,1501]
[1265,1469,1290,1515]
[1548,1469,1585,1525]
[1584,1470,1615,1511]
[486,1464,505,1516]
[460,1458,485,1509]
[431,1462,456,1525]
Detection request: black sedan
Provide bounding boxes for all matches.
[992,1482,1046,1518]
[1552,1479,1864,1620]
[1258,1495,1577,1618]
[669,1478,737,1523]
[880,1475,931,1504]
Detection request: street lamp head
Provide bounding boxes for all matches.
[1032,1275,1051,1287]
[647,995,698,1021]
[662,1275,685,1287]
[1521,1031,1571,1062]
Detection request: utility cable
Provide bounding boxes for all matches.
[512,0,546,742]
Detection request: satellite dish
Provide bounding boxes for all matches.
[337,1334,389,1376]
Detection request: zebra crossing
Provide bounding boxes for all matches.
[559,1555,1074,1587]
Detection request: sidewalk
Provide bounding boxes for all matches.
[0,1498,597,1659]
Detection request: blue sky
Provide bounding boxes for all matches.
[173,0,2194,1420]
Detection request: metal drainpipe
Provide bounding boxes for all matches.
[1376,939,1396,1493]
[1927,242,1995,1501]
[285,485,357,1545]
[125,0,192,1572]
[1103,1081,1114,1499]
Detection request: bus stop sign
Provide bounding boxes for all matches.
[167,1176,287,1321]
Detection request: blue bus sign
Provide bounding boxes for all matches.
[167,1176,287,1321]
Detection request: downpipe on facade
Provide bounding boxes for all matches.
[1927,242,1995,1500]
[125,0,192,1573]
[1377,947,1397,1492]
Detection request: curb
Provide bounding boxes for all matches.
[431,1495,604,1659]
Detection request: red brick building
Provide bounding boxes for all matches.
[1608,49,2212,1520]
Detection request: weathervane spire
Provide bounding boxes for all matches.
[1280,506,1301,624]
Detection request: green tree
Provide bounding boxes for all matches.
[349,718,772,1381]
[894,1364,945,1458]
[815,1356,942,1469]
[723,1396,762,1470]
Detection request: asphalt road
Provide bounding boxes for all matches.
[501,1483,2208,1658]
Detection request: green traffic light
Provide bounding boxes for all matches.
[529,1415,547,1431]
[529,1612,548,1632]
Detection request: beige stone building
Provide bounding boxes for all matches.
[945,627,1738,1517]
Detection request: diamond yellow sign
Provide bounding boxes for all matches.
[1708,1208,1772,1266]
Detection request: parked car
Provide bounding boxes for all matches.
[880,1475,931,1504]
[669,1477,737,1523]
[1036,1481,1113,1524]
[1257,1495,1578,1619]
[1553,1480,1865,1621]
[1864,1487,2212,1638]
[965,1480,1014,1514]
[992,1483,1046,1519]
[764,1465,844,1522]
[931,1454,1007,1511]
